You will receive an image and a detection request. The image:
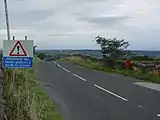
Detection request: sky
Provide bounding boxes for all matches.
[0,0,160,50]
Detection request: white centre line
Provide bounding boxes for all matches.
[53,61,70,72]
[53,61,58,65]
[53,61,57,64]
[94,84,128,102]
[138,105,143,108]
[62,67,70,72]
[57,64,62,68]
[73,73,86,82]
[157,114,160,117]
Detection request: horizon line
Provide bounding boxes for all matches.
[35,49,160,51]
[0,48,160,51]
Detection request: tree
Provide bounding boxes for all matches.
[94,35,130,66]
[37,52,46,60]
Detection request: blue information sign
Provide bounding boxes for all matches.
[3,57,33,68]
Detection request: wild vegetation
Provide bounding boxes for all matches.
[37,52,51,60]
[3,58,62,120]
[94,36,130,67]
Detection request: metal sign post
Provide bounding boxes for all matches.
[4,0,11,40]
[13,36,15,40]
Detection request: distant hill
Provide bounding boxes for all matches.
[36,50,160,58]
[132,51,160,57]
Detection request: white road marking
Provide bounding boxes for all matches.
[57,64,62,68]
[73,73,86,82]
[134,82,160,92]
[94,84,128,102]
[53,61,70,72]
[62,67,70,72]
[157,114,160,117]
[138,105,143,108]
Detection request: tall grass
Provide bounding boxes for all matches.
[3,58,62,120]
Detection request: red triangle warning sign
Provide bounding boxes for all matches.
[9,41,27,56]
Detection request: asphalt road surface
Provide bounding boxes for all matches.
[35,60,160,120]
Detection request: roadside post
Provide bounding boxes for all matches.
[13,36,15,40]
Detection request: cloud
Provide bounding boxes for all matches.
[79,15,130,28]
[10,9,54,28]
[0,0,160,50]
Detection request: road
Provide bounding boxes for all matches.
[35,60,160,120]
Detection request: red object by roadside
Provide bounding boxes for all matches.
[124,59,133,69]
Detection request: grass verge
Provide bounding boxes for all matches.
[59,56,160,84]
[3,58,62,120]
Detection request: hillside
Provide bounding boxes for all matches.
[36,50,160,58]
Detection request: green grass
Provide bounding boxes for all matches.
[59,56,160,84]
[3,58,63,120]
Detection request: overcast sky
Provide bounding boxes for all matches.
[0,0,160,50]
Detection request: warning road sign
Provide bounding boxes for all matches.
[3,40,33,57]
[3,40,34,68]
[9,41,27,56]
